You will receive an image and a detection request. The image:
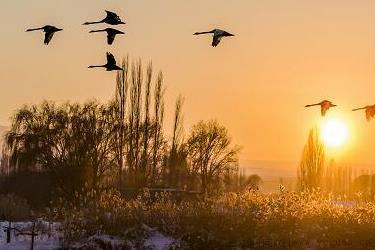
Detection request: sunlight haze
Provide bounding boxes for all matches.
[1,1,375,165]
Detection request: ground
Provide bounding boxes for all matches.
[0,221,176,250]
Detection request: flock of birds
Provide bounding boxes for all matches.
[305,100,375,122]
[25,10,235,71]
[25,10,374,122]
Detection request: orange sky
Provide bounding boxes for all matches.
[1,1,375,165]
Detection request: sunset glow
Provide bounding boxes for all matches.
[321,119,349,148]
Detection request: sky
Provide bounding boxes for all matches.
[1,1,375,166]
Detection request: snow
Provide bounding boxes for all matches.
[144,231,175,250]
[0,221,62,250]
[0,221,177,250]
[71,234,126,249]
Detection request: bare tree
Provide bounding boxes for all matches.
[140,63,153,186]
[115,57,129,187]
[187,120,240,193]
[168,95,185,187]
[151,72,165,185]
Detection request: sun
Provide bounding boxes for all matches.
[321,119,349,148]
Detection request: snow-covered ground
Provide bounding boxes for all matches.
[0,221,177,250]
[0,221,62,250]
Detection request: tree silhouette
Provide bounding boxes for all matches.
[298,127,325,191]
[187,120,240,193]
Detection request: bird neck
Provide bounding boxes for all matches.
[89,65,106,68]
[84,21,103,25]
[195,31,213,35]
[90,29,106,33]
[26,27,43,32]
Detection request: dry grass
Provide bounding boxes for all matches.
[49,189,375,249]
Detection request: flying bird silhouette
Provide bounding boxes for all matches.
[352,105,375,122]
[305,100,337,116]
[193,29,234,47]
[83,10,126,25]
[89,28,125,45]
[26,25,63,45]
[88,52,123,71]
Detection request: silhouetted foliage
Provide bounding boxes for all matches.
[186,120,240,193]
[4,101,119,198]
[167,95,187,188]
[298,127,325,191]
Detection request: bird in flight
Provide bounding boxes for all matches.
[305,100,337,116]
[193,29,234,47]
[88,52,123,71]
[83,10,126,25]
[352,105,375,122]
[89,28,125,45]
[26,25,63,45]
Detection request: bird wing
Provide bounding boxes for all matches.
[321,105,328,116]
[370,107,375,120]
[106,10,121,21]
[44,31,55,45]
[366,109,372,121]
[106,53,117,65]
[107,33,115,45]
[214,29,225,36]
[212,35,222,47]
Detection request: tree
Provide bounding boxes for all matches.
[4,101,118,198]
[168,95,186,188]
[115,57,129,187]
[298,127,325,191]
[187,120,240,193]
[115,59,167,187]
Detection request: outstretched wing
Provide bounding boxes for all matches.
[44,31,55,45]
[321,106,328,116]
[106,52,117,65]
[367,107,375,121]
[212,35,222,47]
[106,10,121,22]
[107,33,115,45]
[366,109,372,122]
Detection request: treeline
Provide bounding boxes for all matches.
[298,127,375,198]
[0,57,248,207]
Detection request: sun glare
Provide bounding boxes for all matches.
[321,119,349,148]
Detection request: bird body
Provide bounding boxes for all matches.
[89,28,125,45]
[353,105,375,122]
[305,100,337,116]
[193,29,234,47]
[26,25,63,45]
[88,52,123,71]
[83,10,125,25]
